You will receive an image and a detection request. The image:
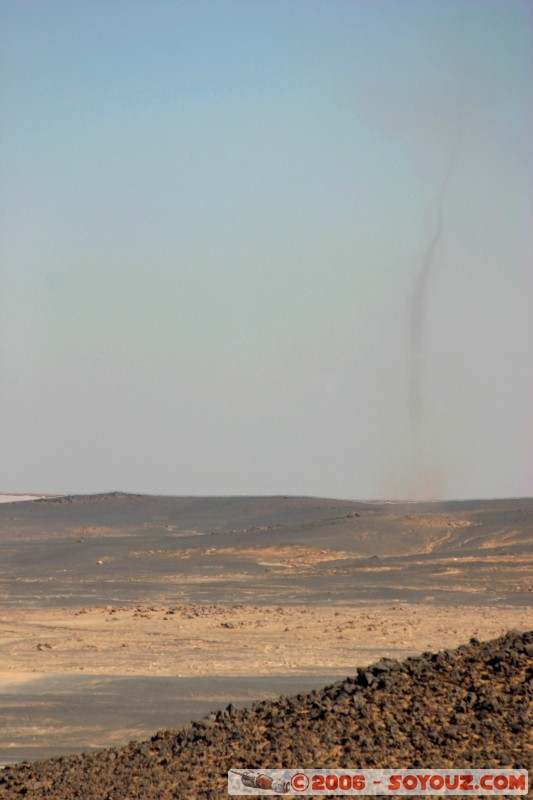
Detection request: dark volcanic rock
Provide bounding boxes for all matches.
[0,631,531,799]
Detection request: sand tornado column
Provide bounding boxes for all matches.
[408,131,461,494]
[409,134,461,427]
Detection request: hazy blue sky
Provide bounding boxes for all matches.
[1,0,532,500]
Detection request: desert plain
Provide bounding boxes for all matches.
[0,493,531,765]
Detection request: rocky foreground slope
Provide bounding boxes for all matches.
[1,630,531,799]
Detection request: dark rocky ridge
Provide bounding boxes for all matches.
[1,630,531,799]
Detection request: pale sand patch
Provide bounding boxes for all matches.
[0,671,44,687]
[403,514,480,529]
[0,494,62,504]
[0,496,40,504]
[0,603,530,680]
[129,544,357,565]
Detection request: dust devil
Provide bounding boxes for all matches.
[408,130,461,431]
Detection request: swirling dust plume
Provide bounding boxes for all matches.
[407,131,461,499]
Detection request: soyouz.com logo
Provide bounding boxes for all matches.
[227,768,528,795]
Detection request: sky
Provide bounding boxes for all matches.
[1,0,532,500]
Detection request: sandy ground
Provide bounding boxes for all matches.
[1,602,530,680]
[0,496,47,504]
